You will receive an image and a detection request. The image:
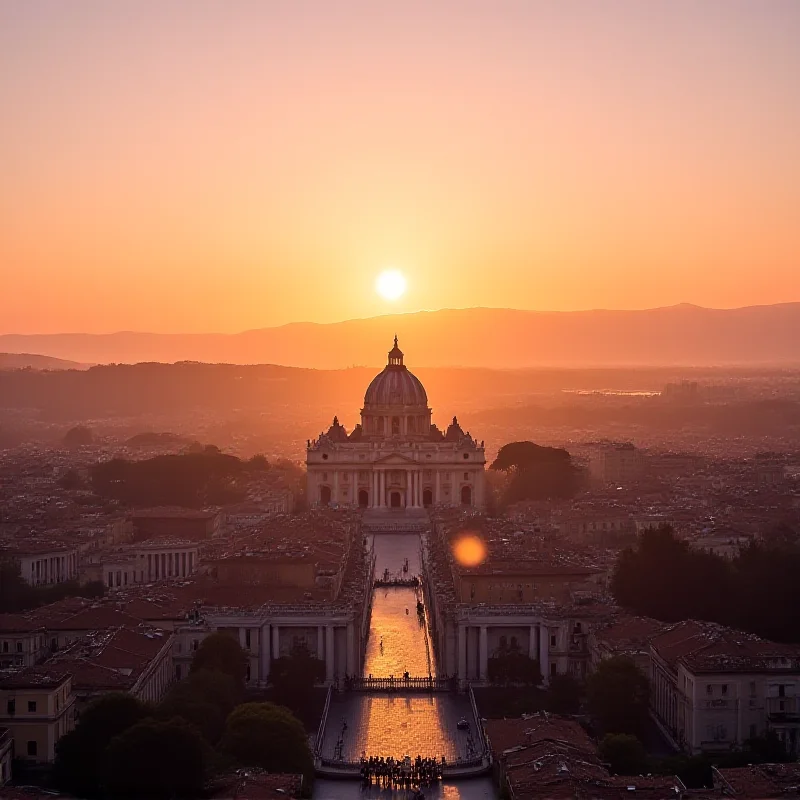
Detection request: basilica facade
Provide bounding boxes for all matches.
[307,338,486,509]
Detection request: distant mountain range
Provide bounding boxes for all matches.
[2,304,800,368]
[0,352,87,371]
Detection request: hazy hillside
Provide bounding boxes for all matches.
[0,352,86,371]
[2,304,800,368]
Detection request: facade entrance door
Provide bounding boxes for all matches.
[358,489,369,508]
[460,485,472,506]
[390,491,402,508]
[320,485,332,505]
[423,489,433,507]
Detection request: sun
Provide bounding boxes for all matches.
[375,269,407,301]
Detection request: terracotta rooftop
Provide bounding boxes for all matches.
[0,665,71,690]
[207,769,303,798]
[714,763,800,797]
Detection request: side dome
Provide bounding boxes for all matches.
[364,336,428,407]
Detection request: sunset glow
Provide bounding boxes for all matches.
[375,270,407,302]
[1,2,799,335]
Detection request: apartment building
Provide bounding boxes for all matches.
[650,620,800,756]
[0,669,75,763]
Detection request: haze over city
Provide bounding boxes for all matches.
[3,4,800,800]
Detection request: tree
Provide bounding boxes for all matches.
[546,673,583,714]
[59,468,84,490]
[190,632,249,688]
[587,657,650,736]
[248,454,270,471]
[103,718,208,799]
[269,642,325,699]
[53,693,150,797]
[0,560,36,612]
[220,702,313,777]
[487,640,542,686]
[490,441,583,504]
[63,425,94,447]
[158,669,239,743]
[599,733,649,775]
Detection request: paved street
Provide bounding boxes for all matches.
[317,532,494,796]
[321,692,480,762]
[364,533,434,679]
[314,776,497,799]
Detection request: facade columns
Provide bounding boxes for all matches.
[346,623,355,676]
[317,625,324,660]
[458,624,467,680]
[353,470,358,505]
[416,472,422,507]
[260,625,270,682]
[540,625,550,685]
[272,625,280,659]
[333,470,339,503]
[238,627,247,650]
[529,625,538,661]
[479,626,488,681]
[325,625,335,682]
[406,469,412,507]
[435,471,441,505]
[380,470,386,507]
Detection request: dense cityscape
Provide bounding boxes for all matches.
[1,339,799,799]
[4,2,800,798]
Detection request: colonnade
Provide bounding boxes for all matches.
[234,622,356,685]
[457,623,551,684]
[368,468,427,508]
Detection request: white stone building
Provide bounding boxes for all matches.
[650,620,800,756]
[307,338,486,509]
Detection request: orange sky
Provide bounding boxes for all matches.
[2,1,799,334]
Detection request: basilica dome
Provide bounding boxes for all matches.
[364,336,428,408]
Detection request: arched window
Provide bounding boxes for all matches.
[391,416,400,435]
[377,417,385,433]
[407,416,415,433]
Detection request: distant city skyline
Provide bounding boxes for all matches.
[2,0,799,334]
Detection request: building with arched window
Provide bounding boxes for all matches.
[307,338,486,510]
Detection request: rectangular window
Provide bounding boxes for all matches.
[464,472,469,480]
[1,642,7,653]
[16,642,22,652]
[750,681,757,696]
[706,685,713,695]
[722,684,728,695]
[27,740,37,756]
[28,701,37,712]
[7,700,15,715]
[550,634,557,647]
[245,629,251,649]
[779,685,786,697]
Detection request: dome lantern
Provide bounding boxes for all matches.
[387,334,404,367]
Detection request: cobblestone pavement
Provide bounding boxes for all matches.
[313,777,498,799]
[364,534,433,679]
[322,693,481,762]
[370,532,423,577]
[363,588,433,678]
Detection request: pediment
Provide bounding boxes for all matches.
[374,453,417,465]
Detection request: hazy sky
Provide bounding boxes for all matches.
[2,0,799,333]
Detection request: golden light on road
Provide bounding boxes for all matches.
[452,533,487,568]
[375,269,407,301]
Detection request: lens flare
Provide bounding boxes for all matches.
[452,533,487,568]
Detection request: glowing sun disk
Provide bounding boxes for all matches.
[376,269,407,301]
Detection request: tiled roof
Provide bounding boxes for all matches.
[714,763,800,798]
[207,769,302,798]
[0,665,71,690]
